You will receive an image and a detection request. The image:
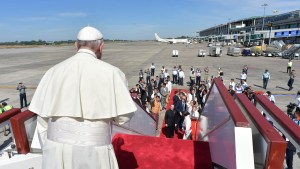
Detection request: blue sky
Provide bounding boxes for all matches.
[0,0,299,42]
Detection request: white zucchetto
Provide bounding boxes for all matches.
[77,26,103,41]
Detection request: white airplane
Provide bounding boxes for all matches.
[154,33,191,44]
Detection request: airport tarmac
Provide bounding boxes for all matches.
[0,41,299,168]
[1,41,298,112]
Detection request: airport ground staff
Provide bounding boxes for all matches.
[2,102,13,112]
[29,26,137,169]
[262,69,270,89]
[1,102,13,136]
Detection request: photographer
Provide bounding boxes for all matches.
[286,102,297,119]
[16,82,27,108]
[284,109,300,169]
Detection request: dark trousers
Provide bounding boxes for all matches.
[178,77,183,86]
[173,75,178,84]
[196,76,201,85]
[146,76,151,84]
[151,113,159,129]
[263,78,269,89]
[151,68,155,76]
[190,79,195,86]
[166,124,175,138]
[20,93,27,108]
[287,66,291,74]
[288,78,294,90]
[286,148,294,169]
[158,78,164,88]
[175,113,183,131]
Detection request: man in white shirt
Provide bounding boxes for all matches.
[150,63,155,76]
[29,26,137,169]
[166,79,172,94]
[229,78,236,91]
[178,69,185,86]
[195,68,201,86]
[172,66,178,84]
[241,79,248,89]
[262,69,270,89]
[266,91,275,103]
[240,71,247,83]
[164,69,169,79]
[287,59,292,74]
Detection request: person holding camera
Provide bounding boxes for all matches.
[283,108,300,169]
[16,82,27,108]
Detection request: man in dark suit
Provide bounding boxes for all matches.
[173,90,180,105]
[174,94,187,131]
[165,105,176,138]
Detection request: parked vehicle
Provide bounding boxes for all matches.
[227,47,241,56]
[242,48,253,56]
[208,46,222,57]
[198,49,206,57]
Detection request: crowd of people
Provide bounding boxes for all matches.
[130,63,212,140]
[130,63,287,141]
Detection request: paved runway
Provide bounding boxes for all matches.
[1,41,298,111]
[0,41,299,168]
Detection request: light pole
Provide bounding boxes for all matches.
[262,3,268,30]
[228,18,231,44]
[249,28,252,43]
[261,3,268,54]
[269,10,278,45]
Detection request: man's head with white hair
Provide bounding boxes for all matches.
[75,26,104,59]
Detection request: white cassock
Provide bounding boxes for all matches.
[29,49,137,169]
[183,116,192,140]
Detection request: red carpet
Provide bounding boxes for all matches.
[112,133,213,169]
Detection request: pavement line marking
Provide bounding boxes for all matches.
[0,86,37,89]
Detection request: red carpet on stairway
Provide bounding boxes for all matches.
[112,133,213,169]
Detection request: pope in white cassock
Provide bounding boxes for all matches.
[29,26,137,169]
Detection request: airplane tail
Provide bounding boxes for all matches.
[154,33,162,41]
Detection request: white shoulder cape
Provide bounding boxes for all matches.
[29,49,137,119]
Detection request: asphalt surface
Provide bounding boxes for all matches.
[0,41,299,168]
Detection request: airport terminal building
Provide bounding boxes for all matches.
[198,10,300,44]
